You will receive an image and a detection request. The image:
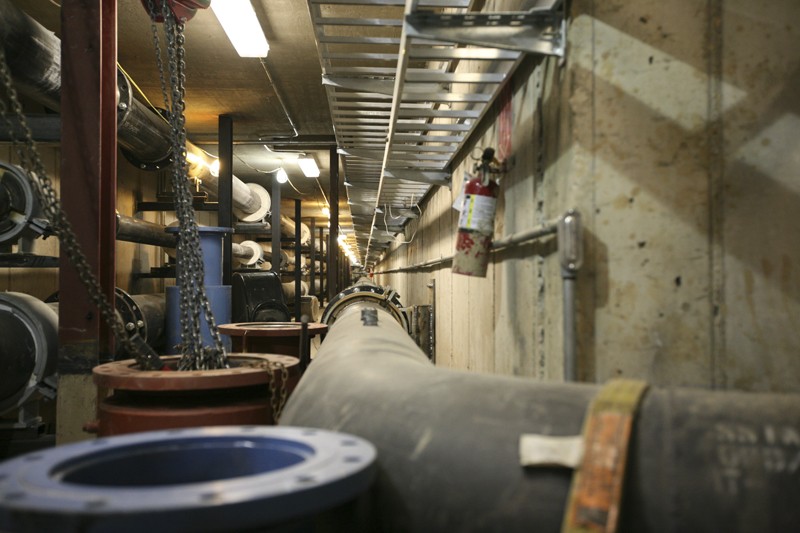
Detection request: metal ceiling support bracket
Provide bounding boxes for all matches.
[405,9,566,57]
[322,75,441,96]
[310,0,565,265]
[384,169,451,188]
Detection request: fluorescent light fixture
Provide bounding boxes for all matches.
[276,168,288,184]
[343,179,353,187]
[209,159,220,178]
[211,0,270,58]
[337,234,347,245]
[298,157,320,178]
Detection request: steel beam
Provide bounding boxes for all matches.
[57,0,117,444]
[218,115,233,285]
[327,148,339,301]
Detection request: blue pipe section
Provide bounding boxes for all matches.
[165,226,231,353]
[0,426,376,532]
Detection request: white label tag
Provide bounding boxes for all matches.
[458,194,497,234]
[519,434,584,468]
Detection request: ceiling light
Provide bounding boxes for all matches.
[343,180,353,187]
[209,159,220,178]
[211,0,270,58]
[298,157,320,178]
[276,168,288,184]
[321,206,331,218]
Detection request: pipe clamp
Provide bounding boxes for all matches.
[562,379,649,533]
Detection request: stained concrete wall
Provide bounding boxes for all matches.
[375,0,800,393]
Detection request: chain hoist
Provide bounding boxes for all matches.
[0,50,163,370]
[148,0,227,370]
[266,360,290,422]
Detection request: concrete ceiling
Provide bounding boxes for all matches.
[12,0,351,230]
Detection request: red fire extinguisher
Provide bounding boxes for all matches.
[453,149,500,278]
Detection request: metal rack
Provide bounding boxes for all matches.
[307,0,565,265]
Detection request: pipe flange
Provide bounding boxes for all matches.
[219,322,328,338]
[0,426,376,532]
[0,163,47,245]
[321,284,408,331]
[235,182,271,222]
[114,288,147,340]
[93,353,299,391]
[0,293,58,415]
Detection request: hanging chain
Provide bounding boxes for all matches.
[146,0,171,115]
[158,1,227,370]
[264,360,289,423]
[0,51,163,370]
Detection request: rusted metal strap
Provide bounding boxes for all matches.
[561,379,649,533]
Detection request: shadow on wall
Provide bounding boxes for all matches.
[577,228,609,383]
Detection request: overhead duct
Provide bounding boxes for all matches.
[281,291,800,532]
[0,0,271,224]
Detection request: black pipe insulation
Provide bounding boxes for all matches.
[280,301,800,532]
[0,1,60,111]
[0,1,171,166]
[0,292,58,415]
[115,213,175,248]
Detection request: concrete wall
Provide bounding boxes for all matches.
[375,0,800,393]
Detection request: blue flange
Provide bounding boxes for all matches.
[0,426,376,532]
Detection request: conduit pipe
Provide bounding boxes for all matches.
[281,300,800,532]
[371,213,581,381]
[0,0,270,223]
[116,213,264,267]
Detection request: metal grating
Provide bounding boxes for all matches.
[307,0,565,266]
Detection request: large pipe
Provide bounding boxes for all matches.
[281,300,800,532]
[115,213,174,248]
[0,1,270,222]
[0,292,58,416]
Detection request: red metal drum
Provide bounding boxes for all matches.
[219,322,328,357]
[92,354,300,436]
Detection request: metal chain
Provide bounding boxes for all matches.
[264,361,289,422]
[146,0,172,114]
[0,50,162,369]
[159,2,227,370]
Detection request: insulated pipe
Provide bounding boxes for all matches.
[116,214,261,266]
[0,292,58,415]
[281,302,800,532]
[115,213,174,248]
[279,215,311,244]
[0,1,269,222]
[281,280,308,302]
[46,289,167,358]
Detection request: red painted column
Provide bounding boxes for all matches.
[58,0,117,443]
